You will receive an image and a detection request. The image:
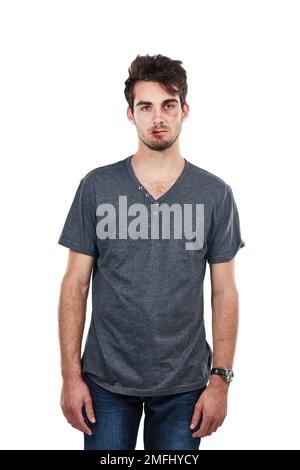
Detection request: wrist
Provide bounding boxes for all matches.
[208,373,230,390]
[61,368,82,382]
[210,367,234,383]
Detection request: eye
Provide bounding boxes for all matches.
[165,104,175,109]
[141,105,151,111]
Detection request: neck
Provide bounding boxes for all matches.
[131,151,185,179]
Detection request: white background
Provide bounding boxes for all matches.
[0,0,299,450]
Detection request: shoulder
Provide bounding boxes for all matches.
[83,157,125,181]
[188,161,230,204]
[80,159,124,192]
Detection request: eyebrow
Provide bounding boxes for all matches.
[135,98,179,107]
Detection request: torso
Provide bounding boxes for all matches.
[138,178,179,200]
[131,158,186,200]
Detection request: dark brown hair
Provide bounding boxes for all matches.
[124,54,188,114]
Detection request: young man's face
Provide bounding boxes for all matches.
[127,80,189,152]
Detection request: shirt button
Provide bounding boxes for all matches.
[145,193,150,197]
[138,186,143,190]
[154,202,159,206]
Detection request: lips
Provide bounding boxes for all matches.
[151,130,167,134]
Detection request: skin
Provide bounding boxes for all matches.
[190,259,239,438]
[58,80,240,439]
[127,80,190,194]
[59,250,96,436]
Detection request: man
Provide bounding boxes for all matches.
[58,53,245,450]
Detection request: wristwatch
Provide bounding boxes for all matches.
[210,368,234,383]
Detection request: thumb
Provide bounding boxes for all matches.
[84,393,96,424]
[190,396,204,430]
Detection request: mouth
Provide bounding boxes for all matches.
[151,130,168,136]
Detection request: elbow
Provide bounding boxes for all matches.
[61,272,90,296]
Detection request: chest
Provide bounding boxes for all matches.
[137,178,179,200]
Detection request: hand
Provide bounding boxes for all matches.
[190,378,228,438]
[60,375,96,436]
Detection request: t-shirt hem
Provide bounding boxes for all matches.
[85,373,208,397]
[58,237,97,257]
[207,239,245,264]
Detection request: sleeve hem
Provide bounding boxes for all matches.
[58,237,97,257]
[207,239,245,264]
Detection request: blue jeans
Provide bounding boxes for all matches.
[82,372,206,450]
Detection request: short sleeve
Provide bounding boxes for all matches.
[58,176,98,257]
[207,184,245,264]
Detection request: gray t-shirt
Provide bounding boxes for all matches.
[58,155,245,396]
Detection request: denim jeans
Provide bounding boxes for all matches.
[82,372,206,450]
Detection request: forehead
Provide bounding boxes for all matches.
[133,80,179,104]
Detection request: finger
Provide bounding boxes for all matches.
[71,411,93,436]
[206,419,218,436]
[215,418,224,430]
[205,417,223,436]
[84,395,96,424]
[219,416,226,427]
[193,414,212,438]
[80,414,94,436]
[190,399,204,430]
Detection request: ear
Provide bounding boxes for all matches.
[127,106,135,124]
[181,102,189,121]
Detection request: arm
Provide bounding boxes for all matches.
[58,249,96,436]
[190,258,239,438]
[210,258,239,376]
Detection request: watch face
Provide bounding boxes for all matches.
[225,369,234,382]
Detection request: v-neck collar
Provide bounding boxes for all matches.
[125,154,191,203]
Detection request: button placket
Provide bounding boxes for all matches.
[126,155,190,207]
[136,184,153,202]
[136,182,160,214]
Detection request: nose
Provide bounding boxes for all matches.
[152,119,164,126]
[151,107,165,126]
